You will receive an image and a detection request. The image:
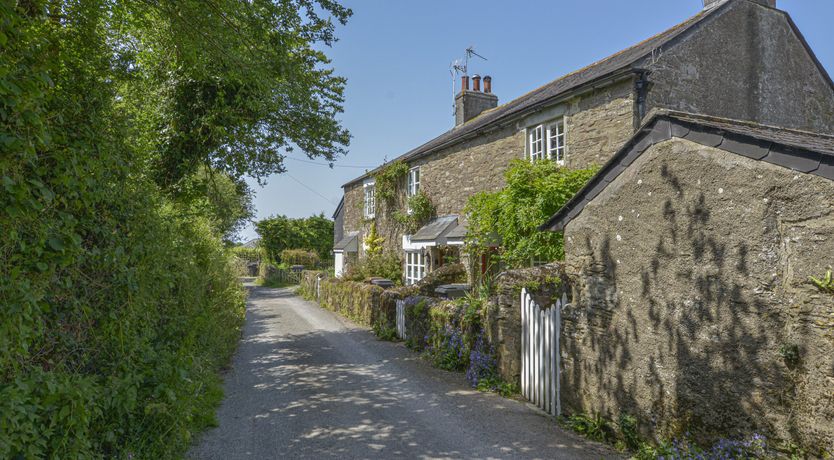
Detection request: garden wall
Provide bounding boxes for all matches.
[491,264,567,385]
[562,139,834,453]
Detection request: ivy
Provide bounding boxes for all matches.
[394,191,436,233]
[374,160,409,203]
[464,159,597,268]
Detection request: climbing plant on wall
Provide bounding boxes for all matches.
[464,159,597,268]
[374,160,409,203]
[394,191,436,233]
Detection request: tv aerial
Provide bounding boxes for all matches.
[449,46,488,115]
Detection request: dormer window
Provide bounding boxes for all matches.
[364,182,376,218]
[527,117,567,164]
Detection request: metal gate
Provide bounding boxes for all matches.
[521,288,564,416]
[396,299,407,339]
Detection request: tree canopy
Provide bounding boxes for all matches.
[256,214,335,262]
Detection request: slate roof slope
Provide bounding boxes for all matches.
[411,215,459,242]
[344,2,727,188]
[672,113,834,155]
[541,111,834,232]
[334,231,360,251]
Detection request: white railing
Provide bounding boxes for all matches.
[521,288,564,417]
[395,299,407,340]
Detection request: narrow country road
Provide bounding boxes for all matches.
[188,281,618,459]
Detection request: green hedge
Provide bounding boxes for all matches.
[0,5,245,457]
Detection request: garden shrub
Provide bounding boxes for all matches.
[343,252,403,284]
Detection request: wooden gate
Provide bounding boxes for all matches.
[395,299,407,340]
[521,288,564,417]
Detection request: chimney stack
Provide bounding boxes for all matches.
[455,75,498,126]
[703,0,774,9]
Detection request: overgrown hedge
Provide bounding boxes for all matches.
[1,5,246,458]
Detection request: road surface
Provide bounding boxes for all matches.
[188,281,618,459]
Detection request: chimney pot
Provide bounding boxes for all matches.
[461,75,469,92]
[472,74,481,92]
[483,75,492,94]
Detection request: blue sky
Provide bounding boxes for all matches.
[239,0,834,242]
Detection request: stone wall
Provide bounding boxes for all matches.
[562,137,834,452]
[644,0,834,134]
[491,264,567,384]
[416,125,523,217]
[564,79,637,170]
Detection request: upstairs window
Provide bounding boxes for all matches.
[364,184,375,218]
[407,167,420,197]
[528,125,544,161]
[527,117,567,163]
[547,120,566,165]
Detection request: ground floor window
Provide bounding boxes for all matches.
[405,251,425,285]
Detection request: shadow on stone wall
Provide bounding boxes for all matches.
[560,160,818,449]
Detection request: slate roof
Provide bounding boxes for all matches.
[541,111,834,232]
[445,221,468,241]
[411,215,459,242]
[333,231,359,251]
[344,2,726,188]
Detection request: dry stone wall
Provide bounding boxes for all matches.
[562,138,834,452]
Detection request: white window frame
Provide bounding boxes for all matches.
[528,125,544,161]
[546,118,566,165]
[527,117,567,164]
[405,250,425,285]
[407,166,420,198]
[364,183,375,219]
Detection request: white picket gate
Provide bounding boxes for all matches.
[521,288,564,417]
[395,299,407,339]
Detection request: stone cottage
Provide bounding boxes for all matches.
[541,110,834,451]
[335,0,834,284]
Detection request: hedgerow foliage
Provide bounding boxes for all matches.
[465,159,597,268]
[1,0,351,457]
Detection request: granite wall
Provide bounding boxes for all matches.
[562,137,834,452]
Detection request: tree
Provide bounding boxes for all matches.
[176,165,255,242]
[111,0,353,187]
[256,214,335,262]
